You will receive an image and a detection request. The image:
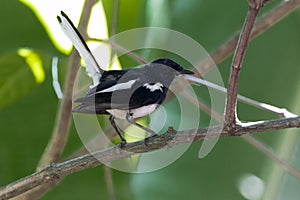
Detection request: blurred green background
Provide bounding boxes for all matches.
[1,0,300,199]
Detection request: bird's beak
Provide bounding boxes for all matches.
[180,69,194,75]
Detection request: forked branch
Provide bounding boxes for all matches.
[225,1,263,126]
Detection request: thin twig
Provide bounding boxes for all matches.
[198,0,300,75]
[90,38,147,64]
[225,2,262,126]
[242,135,300,179]
[1,116,300,200]
[237,95,297,118]
[185,75,297,117]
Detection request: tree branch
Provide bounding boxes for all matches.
[36,48,80,169]
[225,2,262,126]
[1,116,300,200]
[37,0,97,170]
[13,1,97,200]
[198,0,300,75]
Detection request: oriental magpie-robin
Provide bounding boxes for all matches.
[57,11,194,147]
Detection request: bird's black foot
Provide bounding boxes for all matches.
[144,134,159,147]
[119,139,127,149]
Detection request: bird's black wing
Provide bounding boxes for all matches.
[73,66,168,114]
[76,69,131,101]
[73,69,141,113]
[128,84,167,108]
[84,79,118,97]
[72,85,167,114]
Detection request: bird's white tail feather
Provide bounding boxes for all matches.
[57,11,102,87]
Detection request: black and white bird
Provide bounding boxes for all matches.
[57,11,194,147]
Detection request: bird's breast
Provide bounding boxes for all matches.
[107,104,159,119]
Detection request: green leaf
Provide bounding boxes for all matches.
[0,0,57,54]
[0,51,43,108]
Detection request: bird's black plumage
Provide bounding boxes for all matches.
[58,11,194,147]
[73,58,193,116]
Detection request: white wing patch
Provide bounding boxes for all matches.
[96,79,137,93]
[143,83,164,92]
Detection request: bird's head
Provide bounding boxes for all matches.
[151,58,194,76]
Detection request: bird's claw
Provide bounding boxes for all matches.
[119,140,127,149]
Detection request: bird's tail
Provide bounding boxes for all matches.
[57,11,103,87]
